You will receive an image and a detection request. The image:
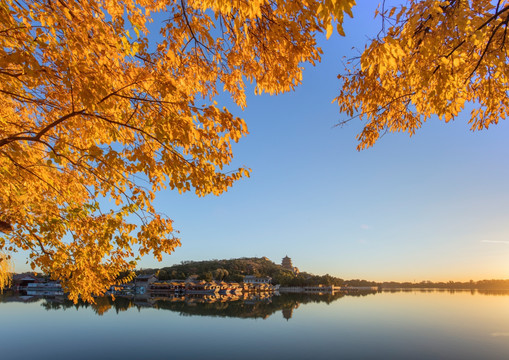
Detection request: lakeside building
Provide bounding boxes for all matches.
[243,275,272,284]
[242,276,275,292]
[11,274,40,290]
[134,274,158,294]
[135,274,157,285]
[148,280,245,295]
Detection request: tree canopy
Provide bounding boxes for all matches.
[0,0,354,301]
[337,0,509,149]
[1,0,506,301]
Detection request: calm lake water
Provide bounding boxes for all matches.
[1,289,509,359]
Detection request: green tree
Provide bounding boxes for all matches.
[213,268,229,281]
[156,269,170,281]
[199,271,213,282]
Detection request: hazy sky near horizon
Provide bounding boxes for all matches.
[149,3,509,282]
[12,3,509,281]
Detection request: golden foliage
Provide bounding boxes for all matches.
[0,0,354,302]
[336,0,509,149]
[0,253,12,292]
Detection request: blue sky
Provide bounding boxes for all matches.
[142,3,509,281]
[12,3,509,281]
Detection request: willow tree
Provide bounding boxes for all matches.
[0,0,354,301]
[337,0,509,149]
[0,253,12,292]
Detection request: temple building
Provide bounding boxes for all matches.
[282,255,293,270]
[281,255,299,274]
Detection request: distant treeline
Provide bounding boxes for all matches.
[376,279,509,290]
[136,257,509,289]
[343,279,509,290]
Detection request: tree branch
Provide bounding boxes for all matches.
[0,221,13,233]
[0,110,85,148]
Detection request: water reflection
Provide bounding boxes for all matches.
[3,289,509,359]
[380,288,509,296]
[2,288,509,320]
[44,292,378,319]
[1,290,378,319]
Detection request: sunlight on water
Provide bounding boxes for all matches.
[1,290,509,359]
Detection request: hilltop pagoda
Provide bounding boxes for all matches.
[282,255,293,270]
[281,255,299,274]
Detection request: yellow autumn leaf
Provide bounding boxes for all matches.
[326,22,333,39]
[0,0,354,303]
[335,0,507,150]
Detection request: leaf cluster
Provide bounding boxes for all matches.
[0,0,354,302]
[337,0,509,149]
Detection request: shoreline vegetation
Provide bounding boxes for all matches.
[8,257,509,292]
[136,257,509,290]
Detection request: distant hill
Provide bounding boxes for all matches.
[137,257,345,286]
[135,257,509,289]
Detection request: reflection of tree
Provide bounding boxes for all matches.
[0,288,504,319]
[113,296,136,313]
[380,279,509,290]
[39,296,139,314]
[152,293,373,320]
[475,290,509,296]
[33,292,383,319]
[0,290,13,302]
[92,296,112,316]
[381,289,509,297]
[41,300,64,311]
[27,288,509,318]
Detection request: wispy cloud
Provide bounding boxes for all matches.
[360,224,370,230]
[481,240,509,244]
[491,332,509,337]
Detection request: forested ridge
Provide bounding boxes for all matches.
[138,256,345,286]
[136,257,509,289]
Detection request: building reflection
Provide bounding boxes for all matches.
[1,290,378,319]
[4,288,508,320]
[282,303,300,321]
